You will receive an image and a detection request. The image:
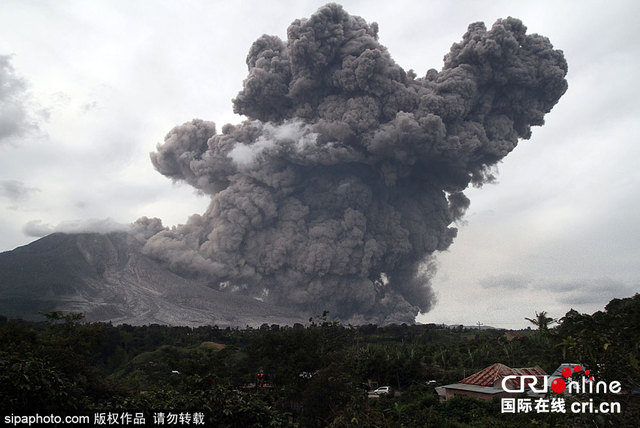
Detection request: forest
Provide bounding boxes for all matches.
[1,294,639,427]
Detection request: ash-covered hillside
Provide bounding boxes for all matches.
[0,232,306,326]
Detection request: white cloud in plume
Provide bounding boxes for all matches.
[228,120,319,166]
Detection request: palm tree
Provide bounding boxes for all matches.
[556,335,578,360]
[525,311,557,331]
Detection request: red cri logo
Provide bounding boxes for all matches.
[502,364,596,394]
[552,364,592,393]
[551,378,566,393]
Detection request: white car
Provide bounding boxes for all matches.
[373,386,391,395]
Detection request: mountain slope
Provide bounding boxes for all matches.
[0,232,306,326]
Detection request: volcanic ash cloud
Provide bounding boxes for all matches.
[143,4,568,324]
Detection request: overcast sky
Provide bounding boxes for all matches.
[1,0,638,328]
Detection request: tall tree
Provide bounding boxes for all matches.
[525,311,557,331]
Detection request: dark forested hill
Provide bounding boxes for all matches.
[1,295,638,426]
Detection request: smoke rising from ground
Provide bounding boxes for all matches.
[143,4,567,323]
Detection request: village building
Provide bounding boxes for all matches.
[502,332,523,342]
[436,363,547,401]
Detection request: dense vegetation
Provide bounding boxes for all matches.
[1,295,639,427]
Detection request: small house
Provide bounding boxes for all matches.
[436,363,547,401]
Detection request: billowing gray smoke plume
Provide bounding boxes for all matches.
[143,4,567,324]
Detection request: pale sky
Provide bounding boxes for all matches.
[1,0,638,328]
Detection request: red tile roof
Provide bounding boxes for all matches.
[503,332,523,341]
[460,363,547,389]
[200,341,227,350]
